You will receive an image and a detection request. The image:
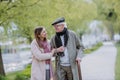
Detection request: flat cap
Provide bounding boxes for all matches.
[51,17,65,25]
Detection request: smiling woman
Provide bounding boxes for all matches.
[30,26,59,80]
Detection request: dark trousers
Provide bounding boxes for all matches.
[60,65,73,80]
[46,69,50,80]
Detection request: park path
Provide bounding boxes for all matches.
[81,41,117,80]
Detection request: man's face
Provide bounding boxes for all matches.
[53,24,64,32]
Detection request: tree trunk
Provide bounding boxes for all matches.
[0,46,5,76]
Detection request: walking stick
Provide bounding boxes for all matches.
[77,60,82,80]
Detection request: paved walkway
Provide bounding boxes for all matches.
[81,42,117,80]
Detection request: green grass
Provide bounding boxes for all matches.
[6,65,31,80]
[0,75,7,80]
[21,65,31,79]
[84,42,103,54]
[6,71,21,80]
[115,43,120,80]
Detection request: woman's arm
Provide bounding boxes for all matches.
[31,40,54,61]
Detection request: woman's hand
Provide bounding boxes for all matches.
[51,46,65,56]
[51,49,56,55]
[56,46,65,52]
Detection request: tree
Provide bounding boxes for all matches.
[1,0,97,43]
[0,46,5,76]
[93,0,120,39]
[0,0,39,76]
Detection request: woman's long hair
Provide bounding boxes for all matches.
[34,27,46,48]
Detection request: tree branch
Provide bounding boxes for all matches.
[24,0,41,7]
[0,11,22,25]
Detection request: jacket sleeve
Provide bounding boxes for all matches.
[50,36,58,57]
[50,36,56,49]
[31,40,53,61]
[74,32,84,59]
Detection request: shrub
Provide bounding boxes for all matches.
[0,75,7,80]
[21,64,31,79]
[15,74,27,80]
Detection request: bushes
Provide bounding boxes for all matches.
[21,64,31,79]
[14,65,31,80]
[0,75,7,80]
[15,74,27,80]
[6,64,31,80]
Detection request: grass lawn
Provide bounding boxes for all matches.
[115,43,120,80]
[6,71,21,80]
[6,72,17,80]
[6,65,31,80]
[84,42,103,54]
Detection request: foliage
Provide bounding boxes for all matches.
[21,64,31,79]
[0,0,120,42]
[6,72,19,80]
[93,0,120,34]
[115,43,120,80]
[6,64,31,80]
[0,75,7,80]
[0,0,97,43]
[14,74,27,80]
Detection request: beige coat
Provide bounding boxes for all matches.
[30,39,53,80]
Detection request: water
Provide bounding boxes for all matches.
[2,50,32,73]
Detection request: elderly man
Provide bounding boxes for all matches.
[50,17,83,80]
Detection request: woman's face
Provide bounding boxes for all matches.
[38,28,47,39]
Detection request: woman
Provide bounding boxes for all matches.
[31,27,63,80]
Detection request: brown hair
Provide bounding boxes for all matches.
[34,26,46,48]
